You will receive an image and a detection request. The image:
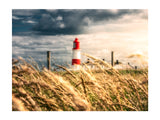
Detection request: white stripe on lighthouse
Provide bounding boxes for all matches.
[72,50,81,59]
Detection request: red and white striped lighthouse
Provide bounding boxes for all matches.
[72,38,81,70]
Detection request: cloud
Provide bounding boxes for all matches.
[22,20,37,24]
[36,9,147,35]
[12,16,22,20]
[56,16,63,21]
[12,9,147,35]
[12,9,41,16]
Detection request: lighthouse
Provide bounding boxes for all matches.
[72,38,81,70]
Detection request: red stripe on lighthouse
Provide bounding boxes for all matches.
[72,59,81,65]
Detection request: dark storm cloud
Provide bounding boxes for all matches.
[12,9,147,35]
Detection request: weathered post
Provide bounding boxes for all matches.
[135,66,137,70]
[116,60,119,64]
[111,51,114,66]
[47,51,51,70]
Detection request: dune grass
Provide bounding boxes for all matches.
[12,55,148,111]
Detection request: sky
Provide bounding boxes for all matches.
[12,9,148,68]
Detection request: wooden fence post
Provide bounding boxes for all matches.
[47,51,51,70]
[135,66,137,70]
[116,60,119,64]
[111,51,114,66]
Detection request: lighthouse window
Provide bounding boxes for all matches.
[73,43,76,48]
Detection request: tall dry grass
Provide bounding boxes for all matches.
[12,54,148,111]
